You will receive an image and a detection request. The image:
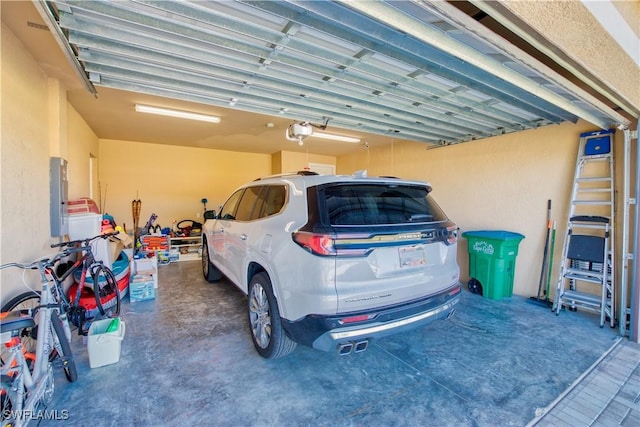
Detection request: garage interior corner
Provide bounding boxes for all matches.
[43,260,638,427]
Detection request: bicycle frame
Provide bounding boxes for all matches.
[33,262,64,377]
[49,233,120,317]
[47,246,93,316]
[1,262,61,426]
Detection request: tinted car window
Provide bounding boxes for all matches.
[219,189,244,220]
[251,187,268,220]
[236,186,262,221]
[262,186,286,218]
[323,184,448,225]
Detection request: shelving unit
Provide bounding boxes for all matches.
[170,235,202,261]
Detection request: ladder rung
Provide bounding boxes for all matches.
[561,290,602,306]
[568,225,609,232]
[578,155,611,161]
[576,177,612,182]
[572,200,612,206]
[576,188,612,194]
[564,271,604,283]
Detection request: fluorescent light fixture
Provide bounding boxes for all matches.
[309,131,361,143]
[134,104,220,123]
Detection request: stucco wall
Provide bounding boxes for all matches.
[1,22,105,302]
[67,103,99,200]
[0,21,55,299]
[612,0,640,37]
[502,0,640,115]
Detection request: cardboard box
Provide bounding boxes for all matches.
[109,240,124,264]
[112,232,133,247]
[130,277,156,302]
[92,238,112,269]
[130,256,158,289]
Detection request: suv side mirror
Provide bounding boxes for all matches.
[203,210,217,220]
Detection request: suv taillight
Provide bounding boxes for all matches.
[292,231,336,256]
[445,225,459,245]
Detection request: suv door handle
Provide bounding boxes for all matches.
[240,233,247,240]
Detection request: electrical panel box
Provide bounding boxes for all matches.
[50,157,69,237]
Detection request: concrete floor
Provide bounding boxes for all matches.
[40,260,630,426]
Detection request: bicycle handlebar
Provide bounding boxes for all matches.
[1,232,120,272]
[62,246,86,255]
[1,244,87,272]
[50,231,120,249]
[0,261,40,270]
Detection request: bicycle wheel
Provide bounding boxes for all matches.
[91,264,120,317]
[50,311,77,383]
[1,374,19,426]
[1,291,41,355]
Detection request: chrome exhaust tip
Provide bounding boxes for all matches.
[354,340,369,353]
[446,308,456,320]
[337,343,353,356]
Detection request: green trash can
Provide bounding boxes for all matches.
[462,230,525,300]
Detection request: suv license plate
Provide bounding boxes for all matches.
[399,245,425,267]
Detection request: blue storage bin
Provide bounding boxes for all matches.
[582,129,613,156]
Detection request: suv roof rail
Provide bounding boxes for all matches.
[254,170,319,181]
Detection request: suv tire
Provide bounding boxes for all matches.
[248,272,296,359]
[201,238,222,282]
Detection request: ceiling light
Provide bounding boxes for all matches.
[310,131,361,143]
[134,104,220,123]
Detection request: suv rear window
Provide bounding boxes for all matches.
[323,184,448,225]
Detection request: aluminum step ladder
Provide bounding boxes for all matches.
[553,129,615,327]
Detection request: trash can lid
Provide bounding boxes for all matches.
[461,230,525,241]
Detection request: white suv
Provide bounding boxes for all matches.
[202,172,461,358]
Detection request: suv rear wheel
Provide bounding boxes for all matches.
[248,272,296,359]
[201,238,222,282]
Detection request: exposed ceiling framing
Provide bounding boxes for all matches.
[37,0,629,147]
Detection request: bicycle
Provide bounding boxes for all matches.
[0,258,78,426]
[2,233,121,338]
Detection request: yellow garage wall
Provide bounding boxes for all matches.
[272,150,336,174]
[66,103,99,200]
[1,22,62,298]
[337,121,612,298]
[0,19,99,301]
[98,139,272,232]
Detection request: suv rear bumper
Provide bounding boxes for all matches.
[282,282,461,353]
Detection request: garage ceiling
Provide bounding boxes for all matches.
[29,0,629,150]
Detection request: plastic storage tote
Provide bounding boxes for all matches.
[462,230,525,300]
[87,318,126,368]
